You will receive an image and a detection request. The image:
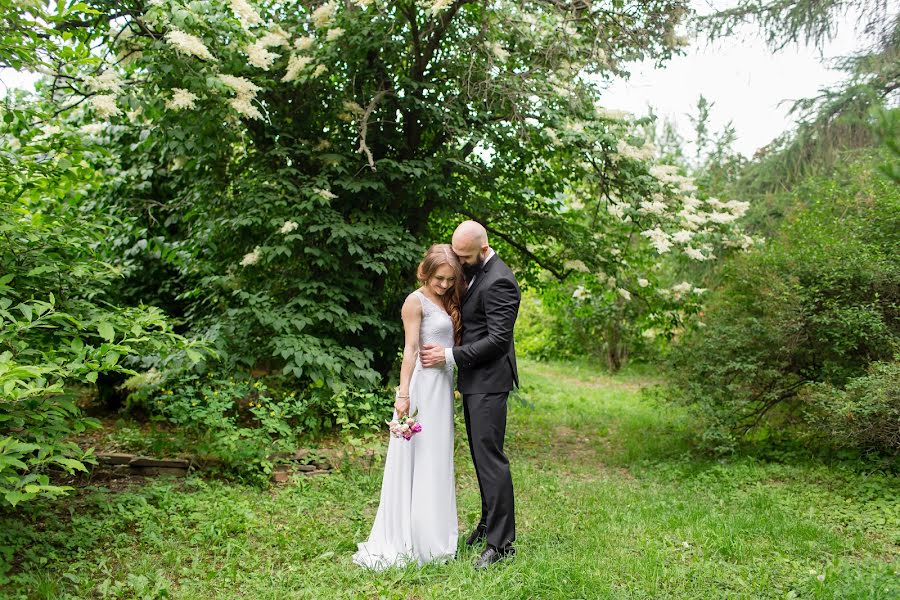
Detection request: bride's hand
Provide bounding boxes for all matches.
[394,395,410,418]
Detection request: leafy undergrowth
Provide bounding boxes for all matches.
[1,359,897,599]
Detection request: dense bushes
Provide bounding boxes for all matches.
[123,370,393,482]
[805,359,900,453]
[0,119,203,506]
[665,152,900,453]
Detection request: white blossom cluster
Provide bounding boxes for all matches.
[246,30,289,70]
[165,29,216,62]
[616,139,655,162]
[219,74,263,119]
[312,2,337,28]
[241,246,262,266]
[279,220,299,234]
[165,88,199,111]
[229,0,262,29]
[595,106,632,121]
[428,0,453,17]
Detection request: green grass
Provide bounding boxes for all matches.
[2,359,898,599]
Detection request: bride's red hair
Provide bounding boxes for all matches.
[416,244,464,345]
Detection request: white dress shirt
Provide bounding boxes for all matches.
[444,249,495,367]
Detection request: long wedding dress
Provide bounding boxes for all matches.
[353,290,458,569]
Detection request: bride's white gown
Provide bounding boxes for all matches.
[353,290,458,569]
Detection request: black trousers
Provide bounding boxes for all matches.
[463,391,515,550]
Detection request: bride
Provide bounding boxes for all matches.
[352,244,463,569]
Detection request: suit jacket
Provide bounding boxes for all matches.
[452,255,520,394]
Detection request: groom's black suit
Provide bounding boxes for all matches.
[451,254,520,551]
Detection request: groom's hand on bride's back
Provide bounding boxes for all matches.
[420,344,446,368]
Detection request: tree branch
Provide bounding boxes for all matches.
[458,209,568,280]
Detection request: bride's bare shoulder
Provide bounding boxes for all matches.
[401,290,423,317]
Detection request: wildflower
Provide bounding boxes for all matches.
[230,0,262,29]
[607,201,627,221]
[684,246,709,261]
[219,74,261,96]
[488,41,508,62]
[708,211,738,224]
[79,123,106,137]
[38,124,62,138]
[725,200,750,217]
[279,220,299,234]
[315,188,337,200]
[671,281,692,295]
[165,29,217,61]
[241,246,262,266]
[564,260,589,273]
[312,64,328,78]
[617,139,654,162]
[429,0,453,17]
[640,227,672,254]
[294,36,315,51]
[672,229,693,244]
[283,54,313,82]
[572,285,591,301]
[90,94,121,118]
[637,278,649,288]
[617,288,631,301]
[682,196,703,210]
[229,95,263,120]
[326,28,344,42]
[342,100,364,115]
[639,199,667,216]
[165,88,198,110]
[311,1,337,27]
[246,42,280,70]
[595,106,632,121]
[87,69,124,94]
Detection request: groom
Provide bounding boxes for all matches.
[420,220,520,569]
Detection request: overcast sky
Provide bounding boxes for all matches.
[602,1,872,157]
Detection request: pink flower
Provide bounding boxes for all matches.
[412,423,422,433]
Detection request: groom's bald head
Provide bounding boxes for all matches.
[452,220,489,266]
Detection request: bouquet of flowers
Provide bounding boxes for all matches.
[387,411,423,441]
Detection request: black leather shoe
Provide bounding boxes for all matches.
[473,546,515,570]
[465,525,486,546]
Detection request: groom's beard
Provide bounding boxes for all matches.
[462,257,485,282]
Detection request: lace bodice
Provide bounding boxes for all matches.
[414,290,455,350]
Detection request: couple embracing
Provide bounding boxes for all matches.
[353,220,520,571]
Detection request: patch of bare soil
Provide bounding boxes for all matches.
[536,425,634,482]
[528,364,659,393]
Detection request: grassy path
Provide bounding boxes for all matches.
[2,360,898,599]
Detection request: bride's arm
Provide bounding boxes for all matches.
[395,294,422,417]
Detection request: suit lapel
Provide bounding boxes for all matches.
[463,255,496,305]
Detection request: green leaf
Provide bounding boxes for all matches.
[53,457,88,473]
[97,322,115,342]
[4,490,34,507]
